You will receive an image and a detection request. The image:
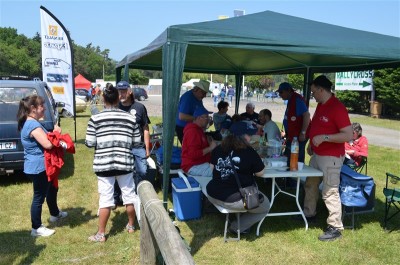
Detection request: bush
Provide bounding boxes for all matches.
[335,90,370,113]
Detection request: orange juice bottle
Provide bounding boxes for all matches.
[290,137,299,171]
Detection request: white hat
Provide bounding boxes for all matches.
[193,79,210,93]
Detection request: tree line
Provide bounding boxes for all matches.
[1,27,398,117]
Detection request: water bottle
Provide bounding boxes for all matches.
[290,137,299,171]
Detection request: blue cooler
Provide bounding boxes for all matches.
[172,171,202,221]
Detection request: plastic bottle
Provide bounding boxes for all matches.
[290,137,299,171]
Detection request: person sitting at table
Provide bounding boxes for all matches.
[344,122,368,166]
[181,106,217,178]
[213,101,231,132]
[206,121,270,234]
[240,102,259,124]
[257,109,281,142]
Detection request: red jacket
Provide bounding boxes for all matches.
[44,132,75,187]
[181,123,211,173]
[345,136,368,166]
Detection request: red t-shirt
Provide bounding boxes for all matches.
[345,136,368,165]
[309,95,351,157]
[181,123,211,172]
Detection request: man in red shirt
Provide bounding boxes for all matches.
[181,107,217,177]
[304,75,353,242]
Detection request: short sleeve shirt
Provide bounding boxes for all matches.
[309,95,351,157]
[21,120,47,174]
[207,146,264,202]
[176,90,204,127]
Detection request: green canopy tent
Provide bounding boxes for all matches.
[116,10,400,208]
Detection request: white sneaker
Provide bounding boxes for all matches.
[31,225,55,237]
[49,211,68,223]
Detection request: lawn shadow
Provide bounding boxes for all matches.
[0,230,45,265]
[0,170,30,186]
[58,152,75,181]
[47,207,94,229]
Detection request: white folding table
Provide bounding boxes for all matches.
[256,165,323,236]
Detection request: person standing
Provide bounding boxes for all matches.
[85,85,141,242]
[277,82,310,164]
[18,95,68,237]
[181,106,217,178]
[113,80,151,207]
[175,80,210,144]
[227,85,235,107]
[304,75,353,242]
[212,85,221,107]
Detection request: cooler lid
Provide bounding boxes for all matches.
[172,176,200,190]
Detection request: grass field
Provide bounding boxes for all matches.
[0,110,399,264]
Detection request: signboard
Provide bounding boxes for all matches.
[40,6,75,115]
[335,70,373,91]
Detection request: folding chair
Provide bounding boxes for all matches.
[339,165,375,230]
[383,172,400,230]
[347,156,368,175]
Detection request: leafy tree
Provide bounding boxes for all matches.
[374,67,400,116]
[288,74,304,91]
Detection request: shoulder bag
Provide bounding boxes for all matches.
[229,156,263,210]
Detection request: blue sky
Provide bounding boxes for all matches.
[1,0,399,61]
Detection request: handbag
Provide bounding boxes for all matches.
[229,156,263,210]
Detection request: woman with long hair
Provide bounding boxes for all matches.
[18,95,67,237]
[206,121,270,234]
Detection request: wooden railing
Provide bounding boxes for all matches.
[137,181,195,265]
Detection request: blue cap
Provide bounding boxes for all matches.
[229,121,258,136]
[276,82,293,93]
[193,106,212,118]
[116,81,130,89]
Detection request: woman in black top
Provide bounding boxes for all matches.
[207,121,270,234]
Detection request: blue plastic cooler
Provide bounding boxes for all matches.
[172,171,202,221]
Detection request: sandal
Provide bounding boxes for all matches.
[126,224,135,233]
[88,232,106,242]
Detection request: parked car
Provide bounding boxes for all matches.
[133,87,148,101]
[264,91,279,99]
[75,88,90,102]
[57,97,87,118]
[0,77,60,175]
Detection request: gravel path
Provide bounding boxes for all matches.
[143,95,400,150]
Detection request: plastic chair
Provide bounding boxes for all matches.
[348,156,368,175]
[383,172,400,230]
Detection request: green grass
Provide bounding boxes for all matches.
[0,109,399,264]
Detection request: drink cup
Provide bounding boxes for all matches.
[298,162,304,171]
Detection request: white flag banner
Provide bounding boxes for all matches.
[335,70,374,91]
[40,6,74,115]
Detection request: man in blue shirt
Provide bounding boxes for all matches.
[175,80,210,144]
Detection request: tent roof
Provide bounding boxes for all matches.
[74,74,92,89]
[116,10,400,74]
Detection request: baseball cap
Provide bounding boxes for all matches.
[116,81,130,90]
[193,79,211,93]
[229,121,258,137]
[276,82,293,93]
[193,106,212,118]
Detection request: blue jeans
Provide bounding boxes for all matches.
[114,147,148,202]
[26,171,60,229]
[213,96,219,107]
[228,95,233,106]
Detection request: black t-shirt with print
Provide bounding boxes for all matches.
[206,145,264,202]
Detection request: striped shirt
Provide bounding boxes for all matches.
[85,108,141,173]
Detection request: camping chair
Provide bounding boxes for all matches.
[339,165,375,230]
[347,156,368,175]
[383,172,400,230]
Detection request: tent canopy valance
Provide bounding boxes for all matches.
[74,74,92,90]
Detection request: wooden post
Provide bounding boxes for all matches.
[139,202,157,264]
[137,181,195,265]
